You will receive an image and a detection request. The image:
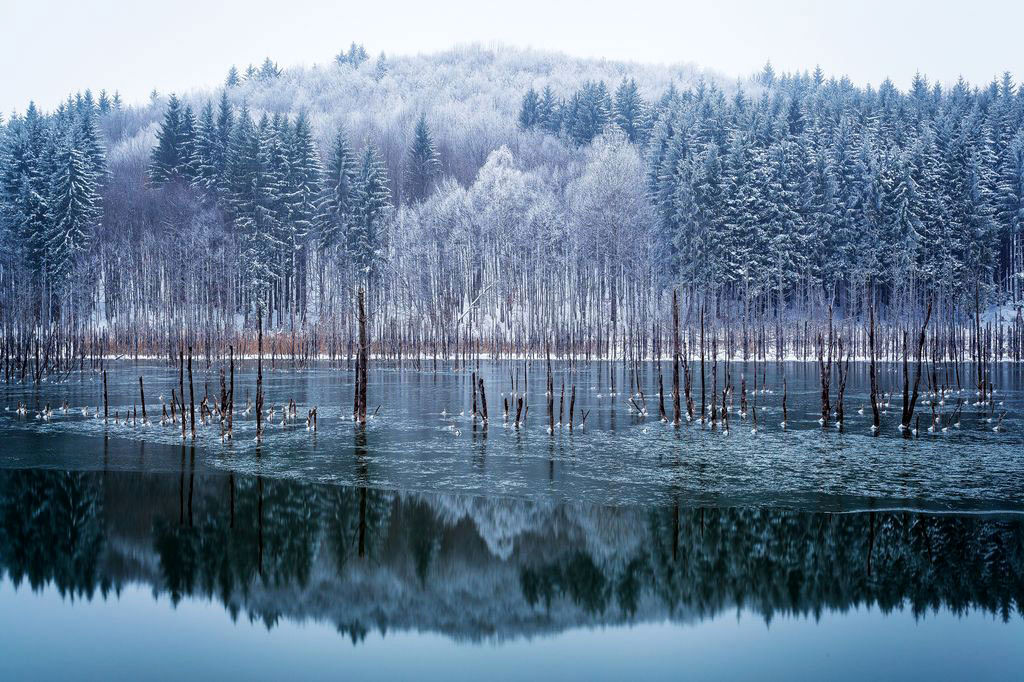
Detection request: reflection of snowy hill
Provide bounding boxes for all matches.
[0,469,1019,644]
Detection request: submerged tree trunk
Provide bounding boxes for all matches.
[355,287,369,425]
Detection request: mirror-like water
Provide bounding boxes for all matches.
[0,467,1021,680]
[1,361,1021,680]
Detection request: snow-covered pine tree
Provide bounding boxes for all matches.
[192,100,219,195]
[97,89,111,114]
[318,127,357,255]
[149,94,195,185]
[519,88,540,130]
[568,81,612,146]
[228,108,284,318]
[0,110,51,289]
[373,52,388,82]
[281,111,324,314]
[258,58,281,81]
[405,113,441,203]
[349,144,392,278]
[45,124,101,298]
[538,86,561,135]
[613,78,649,144]
[76,105,105,182]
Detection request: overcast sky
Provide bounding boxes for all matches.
[4,0,1023,114]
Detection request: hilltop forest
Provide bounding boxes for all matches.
[2,44,1023,364]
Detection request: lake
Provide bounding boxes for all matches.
[1,360,1021,680]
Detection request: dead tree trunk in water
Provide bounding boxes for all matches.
[569,384,576,431]
[547,360,554,433]
[180,348,186,440]
[188,346,195,439]
[975,280,983,393]
[103,370,108,420]
[901,298,934,431]
[228,345,235,437]
[700,304,706,423]
[139,376,147,423]
[672,290,681,425]
[781,378,788,428]
[256,314,264,441]
[355,287,369,425]
[219,367,227,436]
[478,377,488,422]
[818,307,833,428]
[836,336,850,428]
[869,300,880,432]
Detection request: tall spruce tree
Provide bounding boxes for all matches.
[149,94,194,185]
[228,108,285,317]
[281,111,323,313]
[519,88,540,130]
[318,128,358,254]
[350,144,391,277]
[46,127,100,296]
[613,78,648,144]
[405,113,440,203]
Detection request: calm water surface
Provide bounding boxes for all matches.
[1,360,1021,679]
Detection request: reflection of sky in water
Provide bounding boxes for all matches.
[1,578,1021,682]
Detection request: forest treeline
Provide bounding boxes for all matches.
[1,46,1023,362]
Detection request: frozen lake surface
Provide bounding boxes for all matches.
[0,360,1021,679]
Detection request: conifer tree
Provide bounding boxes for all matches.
[258,58,281,81]
[349,144,391,277]
[318,128,357,254]
[519,88,540,130]
[192,100,219,194]
[374,53,388,82]
[568,81,612,146]
[149,94,194,185]
[228,107,283,316]
[281,111,324,311]
[405,113,441,203]
[46,129,100,296]
[613,78,648,144]
[1,109,50,286]
[76,106,106,182]
[538,86,561,135]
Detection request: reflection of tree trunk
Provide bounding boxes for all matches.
[229,472,235,529]
[188,447,195,527]
[258,476,264,578]
[867,511,875,577]
[358,487,367,559]
[672,500,679,562]
[178,447,185,526]
[354,429,369,485]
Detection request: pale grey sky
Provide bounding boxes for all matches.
[3,0,1022,114]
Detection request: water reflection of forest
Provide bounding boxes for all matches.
[1,467,1021,643]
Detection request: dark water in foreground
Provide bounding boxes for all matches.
[0,361,1022,679]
